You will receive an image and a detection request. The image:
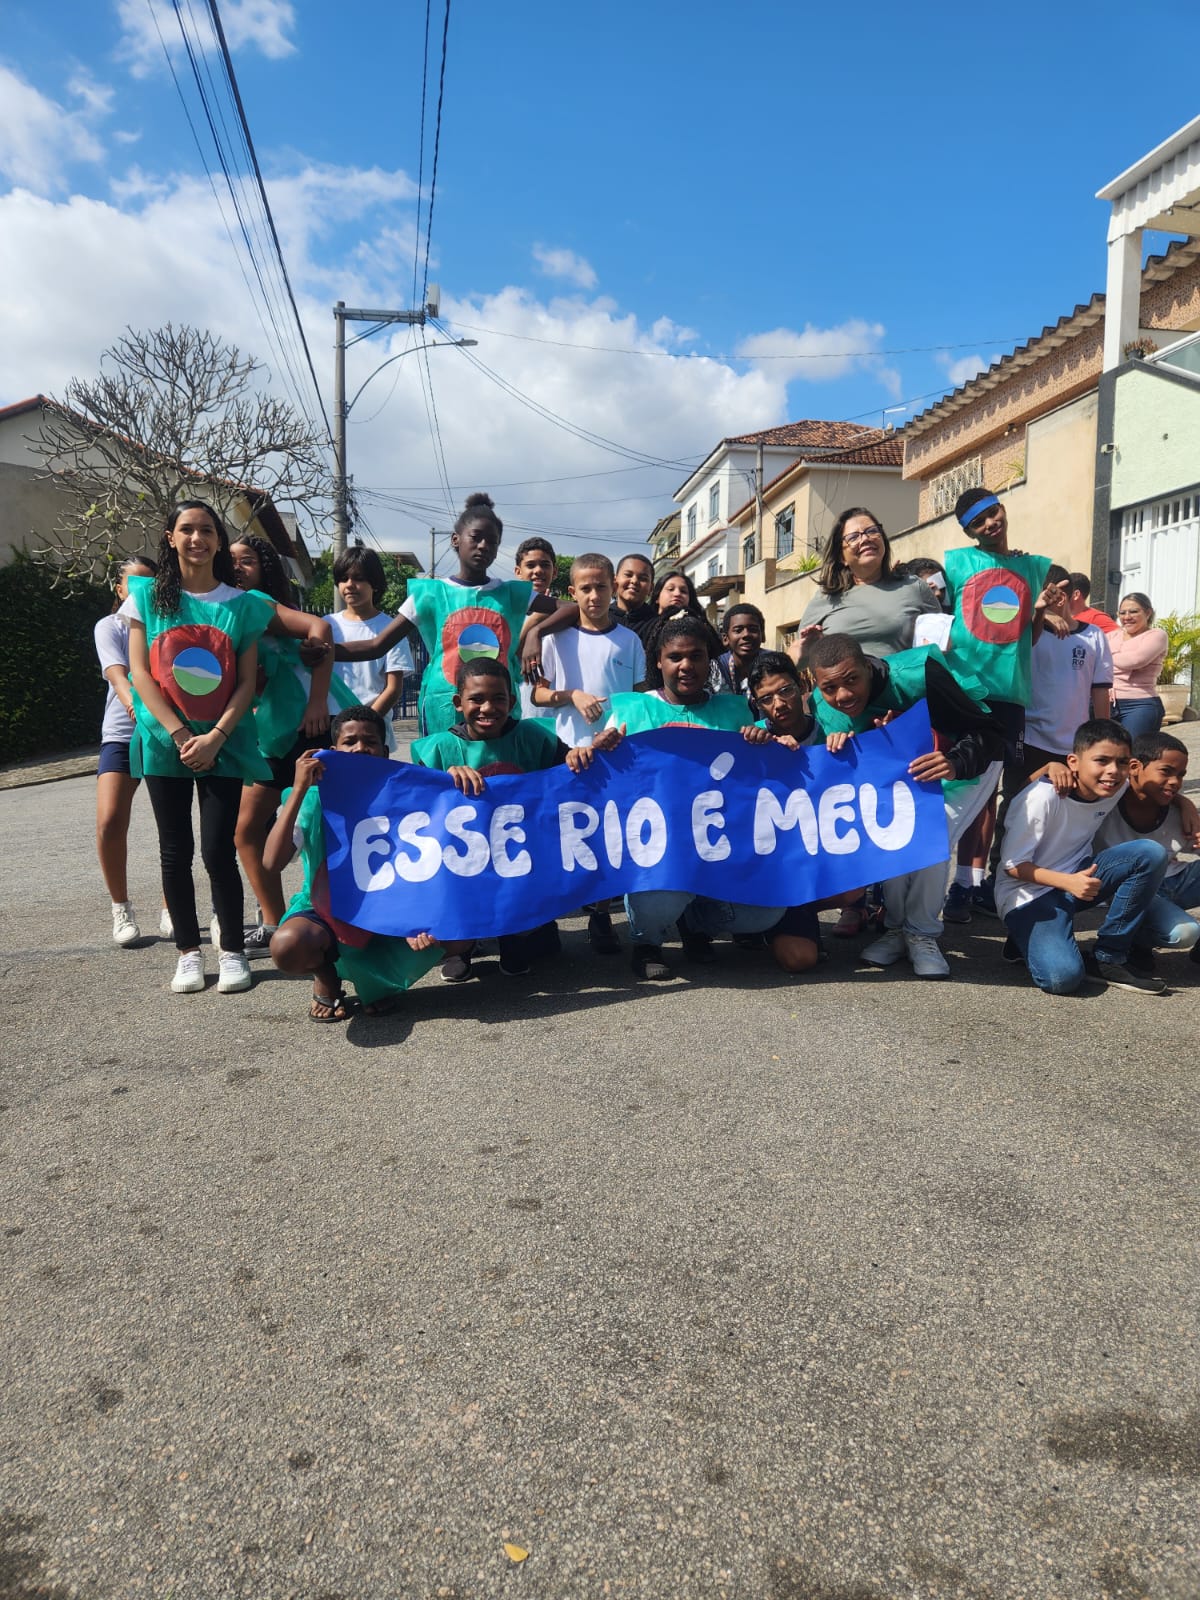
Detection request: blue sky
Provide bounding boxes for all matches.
[2,0,1198,560]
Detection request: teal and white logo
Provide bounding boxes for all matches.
[171,646,224,698]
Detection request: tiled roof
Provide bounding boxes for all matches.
[723,419,879,450]
[724,429,903,523]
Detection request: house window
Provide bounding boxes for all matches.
[775,503,795,559]
[929,456,983,518]
[686,505,697,545]
[709,483,720,524]
[742,533,757,569]
[708,556,720,580]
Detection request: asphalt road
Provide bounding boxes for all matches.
[2,736,1199,1600]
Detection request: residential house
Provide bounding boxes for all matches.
[0,394,314,585]
[1096,116,1200,642]
[890,234,1200,593]
[647,510,680,576]
[667,419,902,613]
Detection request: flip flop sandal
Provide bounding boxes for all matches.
[310,987,352,1023]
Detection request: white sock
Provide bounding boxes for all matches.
[970,867,985,886]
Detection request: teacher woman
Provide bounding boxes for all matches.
[796,507,941,658]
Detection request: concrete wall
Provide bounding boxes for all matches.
[0,461,56,565]
[1110,365,1200,510]
[890,390,1099,578]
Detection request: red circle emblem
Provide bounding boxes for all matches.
[440,606,513,692]
[151,624,237,721]
[960,568,1033,646]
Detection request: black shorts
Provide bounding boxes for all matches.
[264,733,325,793]
[289,908,340,962]
[767,903,822,943]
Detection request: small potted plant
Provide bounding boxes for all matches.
[1156,611,1200,722]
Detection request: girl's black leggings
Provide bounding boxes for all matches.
[144,774,245,952]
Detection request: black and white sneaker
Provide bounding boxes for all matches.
[243,924,277,956]
[1001,937,1024,965]
[1087,956,1166,994]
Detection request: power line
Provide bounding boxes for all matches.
[410,0,432,314]
[204,0,335,448]
[438,317,1023,364]
[431,318,699,470]
[420,0,451,313]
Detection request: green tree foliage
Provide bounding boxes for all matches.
[0,555,109,759]
[305,550,417,616]
[551,554,574,598]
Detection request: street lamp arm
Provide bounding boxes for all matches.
[346,339,478,417]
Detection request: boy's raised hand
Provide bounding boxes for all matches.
[590,724,625,753]
[908,749,956,783]
[406,931,439,951]
[825,730,853,754]
[1046,761,1073,794]
[566,745,595,772]
[293,750,326,791]
[741,724,771,745]
[572,690,607,724]
[448,764,485,796]
[1066,862,1103,902]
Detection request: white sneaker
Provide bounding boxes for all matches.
[171,950,205,993]
[862,927,906,966]
[906,933,950,979]
[112,902,140,946]
[159,909,174,939]
[217,951,252,993]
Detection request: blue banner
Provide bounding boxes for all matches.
[316,704,948,941]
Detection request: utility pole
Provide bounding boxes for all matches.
[428,526,454,576]
[754,440,764,561]
[331,286,443,565]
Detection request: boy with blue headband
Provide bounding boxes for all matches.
[941,486,1063,924]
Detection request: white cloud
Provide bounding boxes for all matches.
[0,65,105,190]
[532,244,598,290]
[0,160,797,561]
[115,0,297,78]
[736,318,902,399]
[938,350,994,387]
[67,72,116,118]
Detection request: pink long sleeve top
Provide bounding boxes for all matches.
[1109,626,1168,699]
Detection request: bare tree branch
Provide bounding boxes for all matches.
[28,324,330,588]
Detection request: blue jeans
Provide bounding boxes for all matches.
[1112,697,1164,741]
[1003,839,1168,994]
[624,891,785,948]
[1138,859,1200,950]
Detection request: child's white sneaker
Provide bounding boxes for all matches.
[862,927,906,967]
[112,902,140,946]
[217,951,252,993]
[171,950,205,993]
[906,933,950,979]
[159,908,174,939]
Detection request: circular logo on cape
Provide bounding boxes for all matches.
[440,606,513,692]
[151,624,236,722]
[960,567,1033,645]
[477,759,524,778]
